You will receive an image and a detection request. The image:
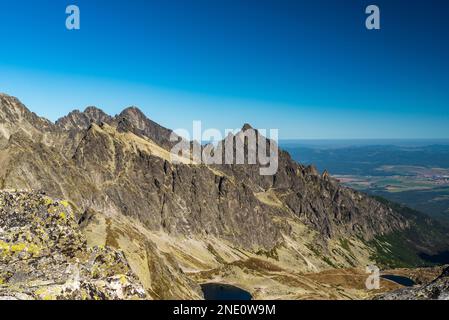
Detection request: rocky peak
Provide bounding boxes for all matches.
[0,93,44,124]
[212,124,406,240]
[321,169,330,180]
[378,266,449,300]
[118,107,147,125]
[0,93,28,119]
[116,106,177,150]
[0,94,55,142]
[84,106,112,122]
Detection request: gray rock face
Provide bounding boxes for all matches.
[56,104,179,150]
[56,106,113,131]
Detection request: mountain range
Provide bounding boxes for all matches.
[1,93,448,300]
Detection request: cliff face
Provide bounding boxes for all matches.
[0,93,439,299]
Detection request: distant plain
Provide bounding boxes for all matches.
[281,140,449,221]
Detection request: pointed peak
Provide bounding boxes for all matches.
[0,93,34,118]
[119,106,146,117]
[84,106,107,115]
[115,106,176,150]
[117,106,150,132]
[0,93,25,107]
[0,93,22,102]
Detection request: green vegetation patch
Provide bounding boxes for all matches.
[370,197,449,268]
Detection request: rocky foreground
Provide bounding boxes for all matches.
[0,190,146,300]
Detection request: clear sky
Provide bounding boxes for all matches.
[0,0,448,139]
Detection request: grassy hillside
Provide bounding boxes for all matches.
[370,197,449,268]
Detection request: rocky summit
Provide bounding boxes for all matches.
[1,92,449,300]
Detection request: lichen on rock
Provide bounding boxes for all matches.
[0,190,146,300]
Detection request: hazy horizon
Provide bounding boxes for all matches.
[280,138,449,146]
[3,90,449,141]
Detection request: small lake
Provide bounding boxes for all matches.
[381,275,415,287]
[201,283,252,300]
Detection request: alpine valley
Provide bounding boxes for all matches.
[1,93,449,300]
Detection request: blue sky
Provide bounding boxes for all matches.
[0,0,448,139]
